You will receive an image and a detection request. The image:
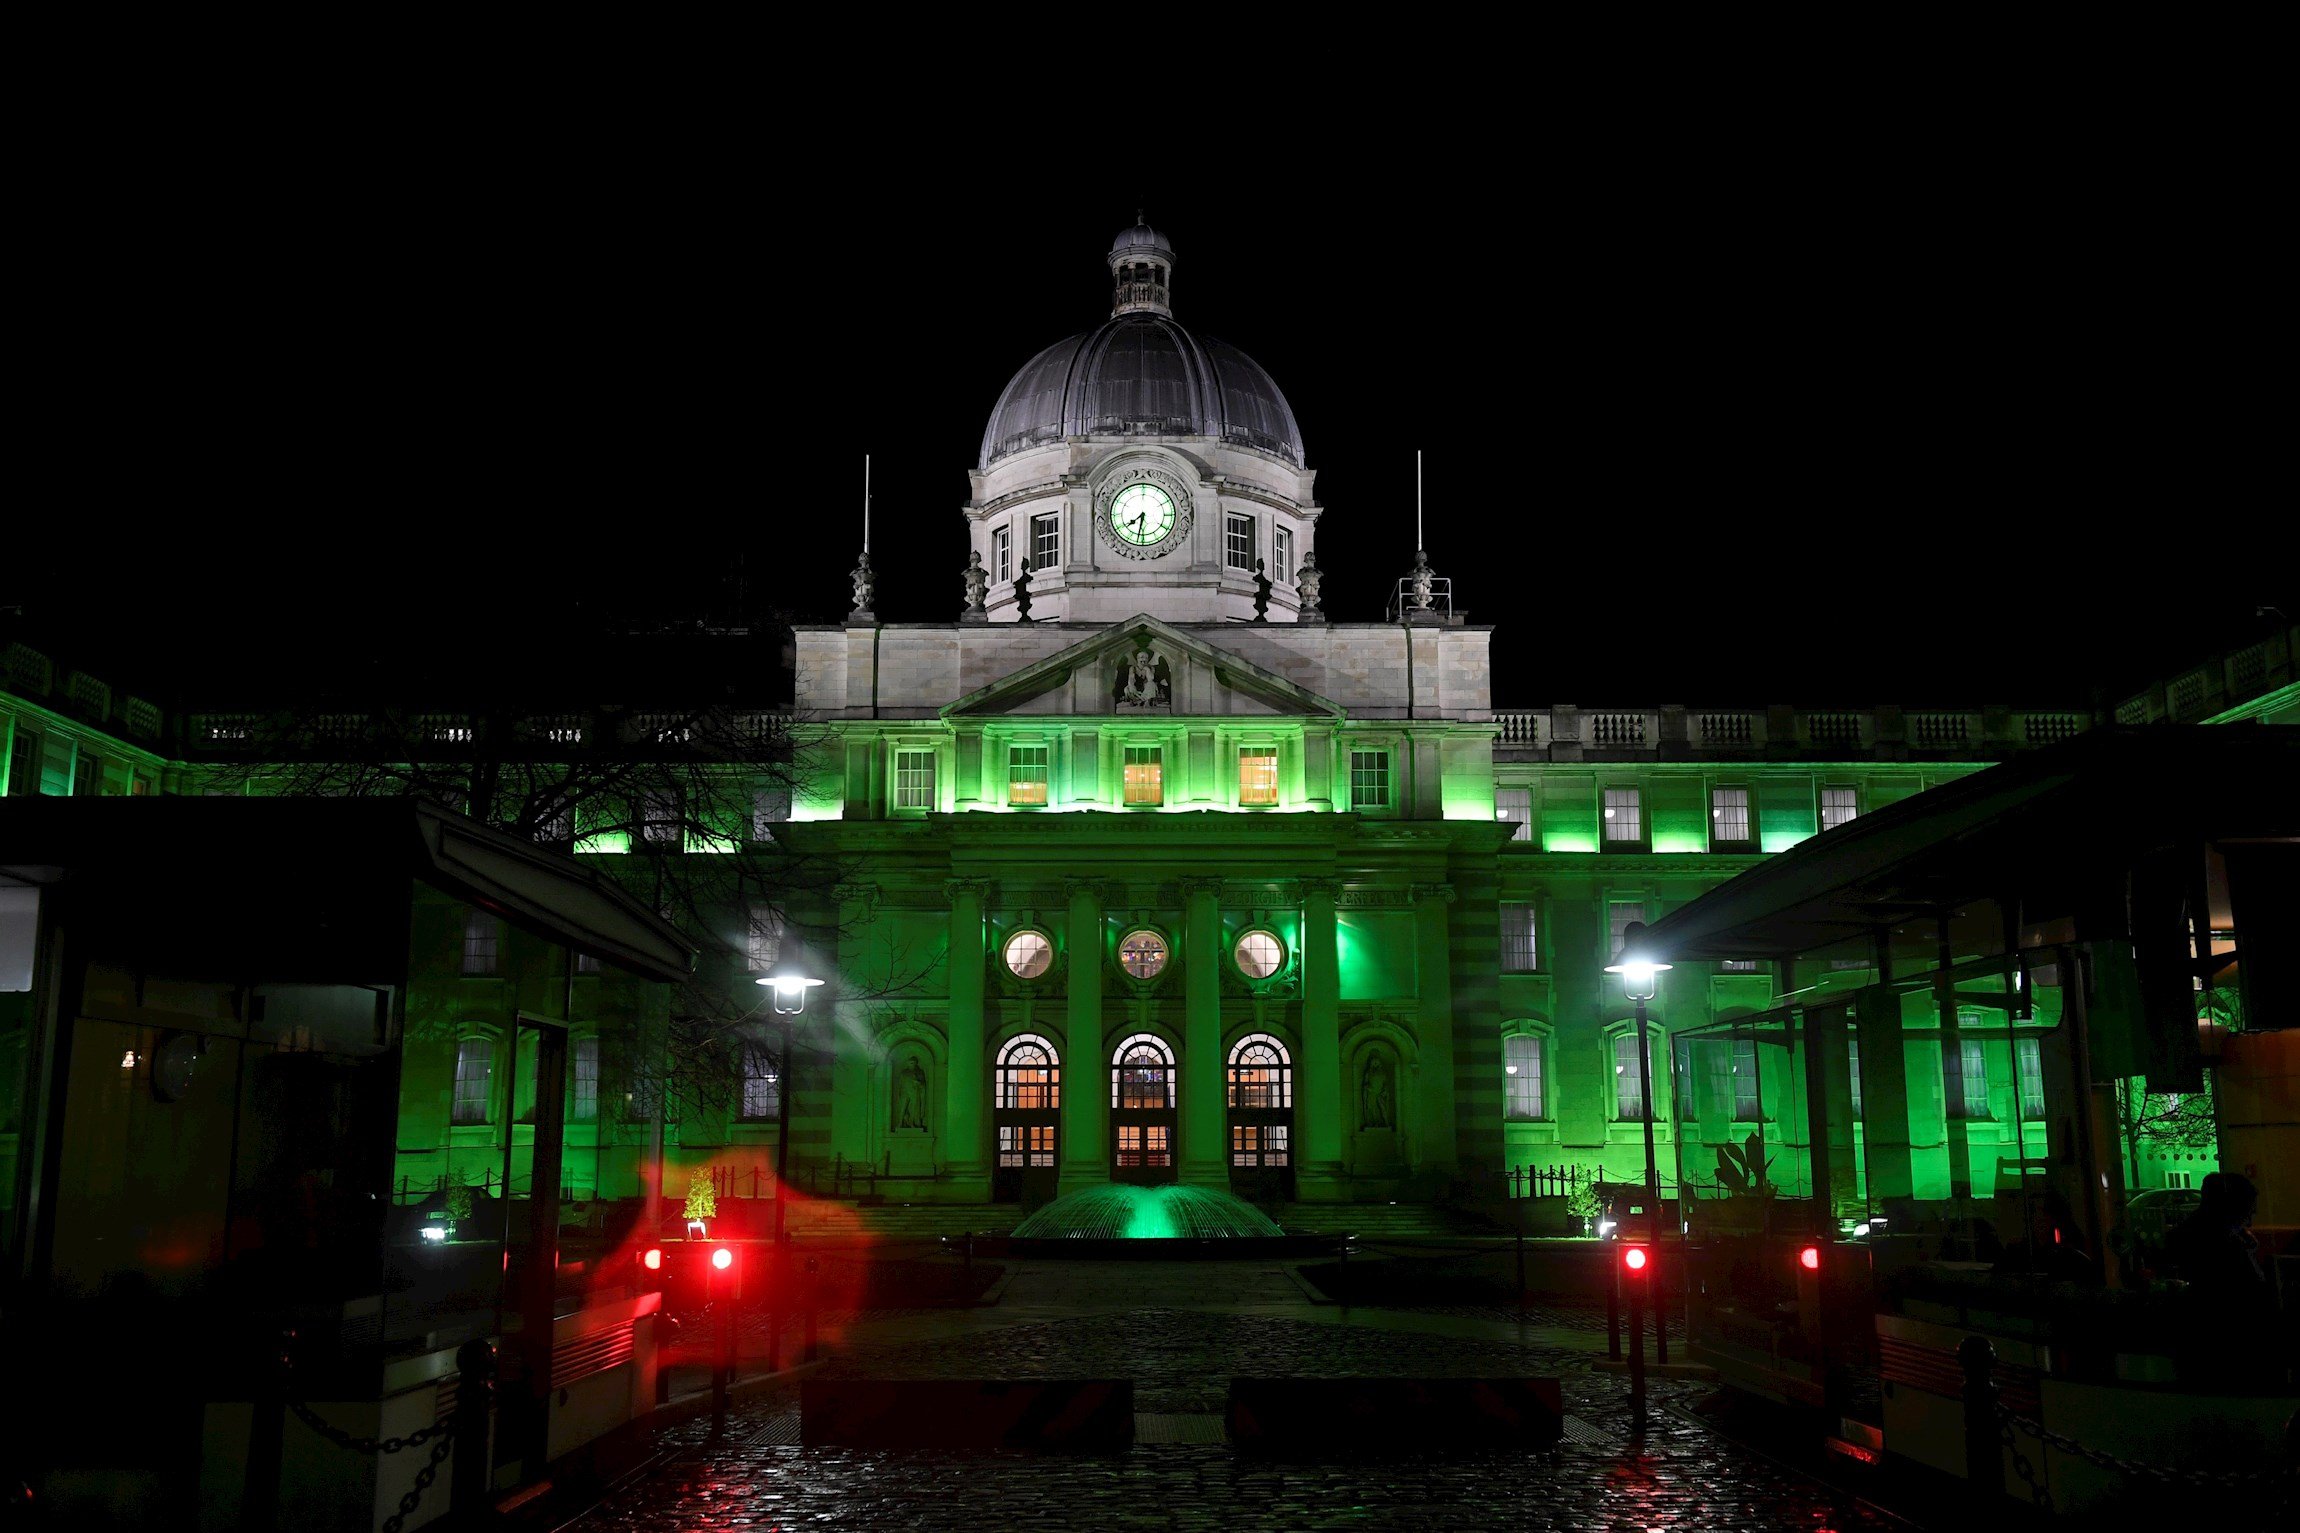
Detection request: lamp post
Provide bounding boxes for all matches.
[1605,921,1673,1399]
[755,959,822,1370]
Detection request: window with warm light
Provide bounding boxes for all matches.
[1118,929,1169,980]
[1711,785,1752,848]
[1112,1034,1176,1109]
[1504,1035,1544,1119]
[1238,747,1278,806]
[895,749,936,811]
[1116,1123,1172,1167]
[997,1034,1059,1108]
[1008,745,1049,806]
[1227,1034,1292,1106]
[1602,787,1643,844]
[1123,746,1163,806]
[1349,749,1390,810]
[1821,785,1859,831]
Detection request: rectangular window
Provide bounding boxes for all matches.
[5,730,38,795]
[1614,1033,1656,1120]
[639,787,682,847]
[746,902,783,972]
[569,1037,599,1122]
[1495,785,1533,842]
[751,783,790,841]
[1820,786,1859,831]
[895,749,937,810]
[2165,1169,2193,1190]
[999,1125,1023,1167]
[999,1125,1056,1167]
[1123,745,1163,806]
[1721,959,1761,973]
[462,910,500,975]
[1029,1124,1055,1165]
[1238,746,1278,806]
[1272,526,1293,584]
[1225,511,1254,571]
[1504,1035,1544,1119]
[577,952,603,975]
[1500,903,1539,972]
[1008,744,1050,806]
[992,525,1012,584]
[72,751,100,798]
[1031,511,1060,571]
[1848,1034,1863,1117]
[1731,1038,1761,1121]
[1946,1036,1990,1119]
[1232,1123,1257,1165]
[1608,901,1647,963]
[1603,787,1642,844]
[1348,749,1390,810]
[131,772,154,797]
[2015,1037,2045,1119]
[1711,785,1752,847]
[1264,1123,1289,1165]
[1115,1124,1170,1166]
[741,1043,782,1122]
[452,1038,494,1124]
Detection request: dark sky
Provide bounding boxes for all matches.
[14,126,2287,713]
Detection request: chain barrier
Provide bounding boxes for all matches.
[1997,1400,2295,1495]
[284,1398,455,1533]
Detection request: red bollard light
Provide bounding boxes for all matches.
[642,1247,663,1272]
[1798,1245,1821,1271]
[711,1246,733,1271]
[1622,1244,1649,1273]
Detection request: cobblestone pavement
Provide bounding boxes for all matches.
[577,1263,1898,1531]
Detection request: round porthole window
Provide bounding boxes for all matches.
[1003,930,1054,979]
[1233,929,1285,979]
[1118,928,1170,980]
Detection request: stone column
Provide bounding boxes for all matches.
[1298,879,1344,1199]
[942,879,990,1195]
[1061,878,1105,1187]
[1413,883,1459,1171]
[1181,877,1227,1186]
[1854,987,1914,1201]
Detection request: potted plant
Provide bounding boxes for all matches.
[1567,1183,1604,1237]
[684,1175,717,1238]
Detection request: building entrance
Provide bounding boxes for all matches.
[1109,1033,1176,1185]
[1226,1033,1294,1200]
[992,1033,1060,1204]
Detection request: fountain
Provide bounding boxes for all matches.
[1007,1183,1301,1251]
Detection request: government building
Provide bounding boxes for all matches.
[5,222,2294,1232]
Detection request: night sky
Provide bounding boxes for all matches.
[14,133,2287,713]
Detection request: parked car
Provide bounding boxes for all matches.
[2125,1186,2202,1248]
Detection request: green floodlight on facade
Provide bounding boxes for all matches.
[756,959,825,1015]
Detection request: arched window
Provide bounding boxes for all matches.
[1503,1034,1545,1120]
[1227,1034,1292,1108]
[1110,1033,1175,1109]
[996,1034,1060,1110]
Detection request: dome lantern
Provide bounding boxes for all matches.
[1108,213,1175,317]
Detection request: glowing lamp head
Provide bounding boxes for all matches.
[642,1247,662,1271]
[419,1225,447,1243]
[1603,922,1673,1001]
[711,1246,733,1271]
[1622,1245,1649,1273]
[756,960,825,1015]
[1798,1245,1821,1271]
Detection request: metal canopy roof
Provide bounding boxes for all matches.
[0,798,696,981]
[1635,727,2300,963]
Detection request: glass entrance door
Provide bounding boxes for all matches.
[1109,1034,1176,1186]
[1226,1033,1294,1200]
[992,1034,1060,1204]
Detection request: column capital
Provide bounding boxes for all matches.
[1300,877,1342,901]
[1411,882,1457,906]
[942,877,993,904]
[1179,875,1226,899]
[1060,876,1114,906]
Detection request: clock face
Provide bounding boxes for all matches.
[1109,483,1177,546]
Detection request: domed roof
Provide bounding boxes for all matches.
[979,314,1303,468]
[1109,219,1173,260]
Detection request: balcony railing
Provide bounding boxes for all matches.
[1492,705,2098,759]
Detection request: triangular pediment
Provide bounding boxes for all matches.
[941,615,1345,721]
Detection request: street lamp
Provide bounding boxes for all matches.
[752,957,821,1368]
[1603,922,1672,1237]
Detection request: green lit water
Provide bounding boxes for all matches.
[1010,1183,1286,1240]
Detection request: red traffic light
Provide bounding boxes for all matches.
[711,1246,734,1271]
[641,1247,662,1271]
[1798,1245,1821,1271]
[1622,1245,1649,1273]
